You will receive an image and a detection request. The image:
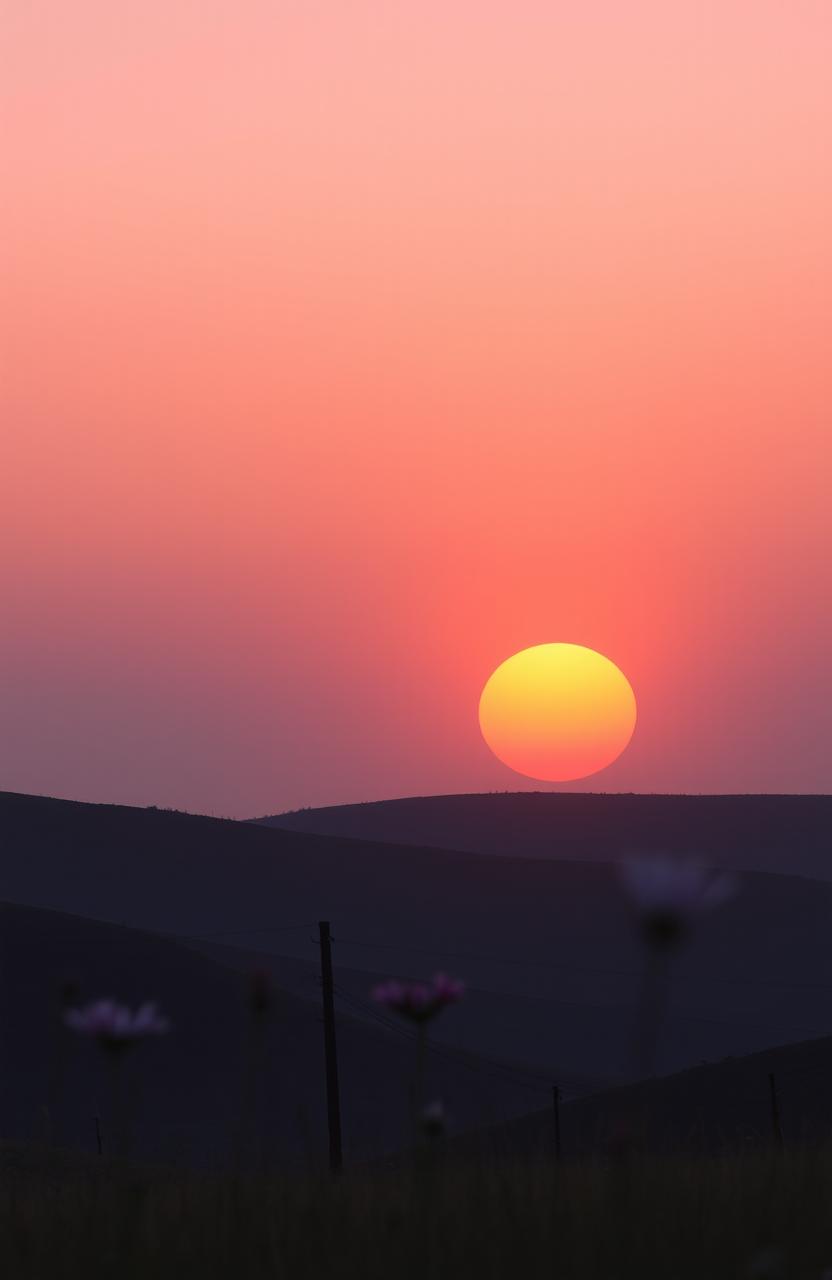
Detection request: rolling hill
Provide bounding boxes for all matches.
[253,792,832,879]
[3,789,832,1096]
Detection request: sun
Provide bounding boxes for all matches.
[478,643,637,782]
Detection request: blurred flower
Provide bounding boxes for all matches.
[64,999,169,1049]
[620,856,738,948]
[372,974,465,1023]
[421,1100,447,1139]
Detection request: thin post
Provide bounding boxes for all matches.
[552,1084,562,1161]
[319,921,343,1173]
[768,1072,784,1150]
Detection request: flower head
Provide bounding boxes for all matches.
[64,999,170,1049]
[620,856,738,948]
[372,973,465,1023]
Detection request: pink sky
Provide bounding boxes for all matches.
[2,1,831,816]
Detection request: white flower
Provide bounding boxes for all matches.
[64,999,170,1048]
[620,856,738,947]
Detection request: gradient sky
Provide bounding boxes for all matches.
[3,1,831,816]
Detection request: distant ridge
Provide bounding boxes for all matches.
[252,792,832,880]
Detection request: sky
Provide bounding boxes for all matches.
[2,1,831,816]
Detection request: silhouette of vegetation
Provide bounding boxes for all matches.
[2,1148,832,1278]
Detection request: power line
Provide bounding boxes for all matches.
[332,983,595,1098]
[17,913,832,1000]
[3,921,319,945]
[162,922,317,942]
[332,973,830,1044]
[335,988,554,1097]
[8,908,832,1044]
[332,935,832,995]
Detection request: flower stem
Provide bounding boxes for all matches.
[634,946,671,1079]
[413,1023,428,1142]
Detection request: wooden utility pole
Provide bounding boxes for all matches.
[319,921,343,1173]
[768,1072,784,1150]
[552,1084,562,1161]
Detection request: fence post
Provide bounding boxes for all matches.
[319,921,343,1174]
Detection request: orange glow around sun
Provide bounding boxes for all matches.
[478,644,637,783]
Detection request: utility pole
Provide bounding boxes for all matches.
[552,1084,562,1161]
[319,921,343,1173]
[768,1072,784,1151]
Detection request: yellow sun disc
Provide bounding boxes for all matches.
[478,643,637,782]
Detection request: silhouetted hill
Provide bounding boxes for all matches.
[0,899,544,1165]
[452,1032,832,1161]
[3,790,832,1093]
[254,792,832,879]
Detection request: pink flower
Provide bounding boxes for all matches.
[372,973,465,1023]
[432,973,465,1002]
[64,999,170,1048]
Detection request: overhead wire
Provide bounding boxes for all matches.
[332,984,564,1098]
[20,915,832,999]
[332,934,832,995]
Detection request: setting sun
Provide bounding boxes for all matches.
[478,644,637,783]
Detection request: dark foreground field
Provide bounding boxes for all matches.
[3,1147,832,1279]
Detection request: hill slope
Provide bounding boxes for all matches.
[0,899,547,1164]
[254,792,832,879]
[3,790,832,1089]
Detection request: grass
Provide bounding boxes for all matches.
[2,1146,832,1279]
